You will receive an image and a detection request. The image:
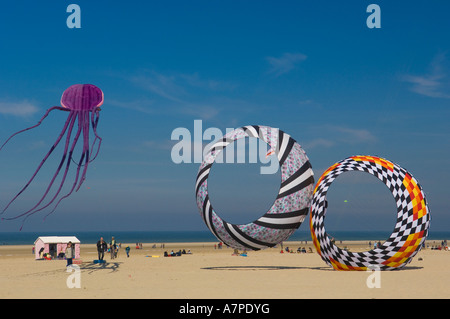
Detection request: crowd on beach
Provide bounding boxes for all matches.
[164,249,192,257]
[280,246,313,254]
[95,237,195,259]
[96,236,134,260]
[428,240,449,251]
[33,237,449,270]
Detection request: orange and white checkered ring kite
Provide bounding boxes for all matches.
[309,156,431,270]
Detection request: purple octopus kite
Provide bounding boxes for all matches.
[0,84,104,227]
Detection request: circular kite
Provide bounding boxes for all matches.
[310,155,431,270]
[0,84,104,228]
[195,125,314,250]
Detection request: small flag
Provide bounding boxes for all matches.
[266,149,275,158]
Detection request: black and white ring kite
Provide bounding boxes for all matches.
[195,125,314,250]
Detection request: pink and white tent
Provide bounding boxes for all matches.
[34,236,80,260]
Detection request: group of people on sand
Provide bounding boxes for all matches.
[280,246,312,254]
[96,236,125,260]
[429,240,449,251]
[164,249,191,257]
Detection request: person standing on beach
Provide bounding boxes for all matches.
[110,236,117,260]
[97,237,107,261]
[65,242,73,267]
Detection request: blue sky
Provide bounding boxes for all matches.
[0,1,449,234]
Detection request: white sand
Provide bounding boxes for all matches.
[0,240,449,299]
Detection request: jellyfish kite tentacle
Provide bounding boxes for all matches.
[45,109,101,219]
[88,108,102,163]
[0,111,76,216]
[2,111,78,222]
[44,124,87,220]
[44,149,86,219]
[0,106,68,152]
[76,110,91,192]
[16,112,85,224]
[69,108,102,166]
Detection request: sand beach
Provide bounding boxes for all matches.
[0,239,449,299]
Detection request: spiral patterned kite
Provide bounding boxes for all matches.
[196,125,314,250]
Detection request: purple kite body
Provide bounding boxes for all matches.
[0,84,104,228]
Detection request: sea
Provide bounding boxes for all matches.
[0,230,449,246]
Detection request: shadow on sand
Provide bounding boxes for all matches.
[202,265,325,271]
[201,265,423,271]
[79,261,122,274]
